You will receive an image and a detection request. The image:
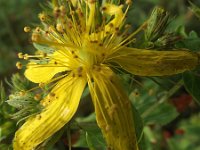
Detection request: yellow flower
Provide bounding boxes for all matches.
[14,0,200,150]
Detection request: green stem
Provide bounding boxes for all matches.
[141,80,183,118]
[67,125,71,150]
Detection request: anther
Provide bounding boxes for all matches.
[45,31,49,35]
[101,6,107,11]
[19,90,26,96]
[126,0,133,5]
[77,66,83,73]
[74,55,78,58]
[38,13,47,22]
[42,53,47,57]
[35,27,41,33]
[31,33,40,42]
[54,7,60,17]
[34,94,41,101]
[39,82,45,88]
[56,23,64,33]
[48,92,55,99]
[18,52,24,59]
[24,26,31,33]
[101,53,106,57]
[23,54,29,60]
[109,23,114,28]
[60,5,66,14]
[115,27,120,31]
[72,73,76,77]
[16,62,22,69]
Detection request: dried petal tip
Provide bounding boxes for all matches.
[24,26,31,33]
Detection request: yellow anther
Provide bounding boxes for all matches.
[48,92,55,99]
[16,62,22,69]
[24,26,31,33]
[42,53,47,58]
[34,94,41,101]
[39,82,45,88]
[23,54,29,60]
[35,27,41,33]
[101,6,107,11]
[38,13,47,22]
[54,7,60,13]
[19,91,26,96]
[31,33,40,42]
[60,5,66,13]
[56,23,64,33]
[126,0,133,5]
[109,23,114,28]
[54,7,60,17]
[77,66,83,73]
[18,52,24,59]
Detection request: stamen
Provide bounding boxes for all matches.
[56,23,64,33]
[39,83,45,88]
[24,26,31,33]
[34,94,41,101]
[31,33,41,42]
[125,0,133,5]
[38,13,47,22]
[18,53,24,59]
[16,62,22,69]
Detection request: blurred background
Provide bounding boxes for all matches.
[0,0,200,150]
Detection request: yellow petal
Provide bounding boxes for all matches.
[88,66,138,150]
[108,47,199,76]
[90,3,124,40]
[25,51,70,83]
[13,75,86,150]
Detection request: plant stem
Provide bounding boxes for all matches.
[141,80,183,118]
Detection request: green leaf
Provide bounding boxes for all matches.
[74,114,106,150]
[189,2,200,20]
[183,71,200,105]
[131,79,179,126]
[0,82,6,106]
[33,43,54,54]
[176,30,200,51]
[143,102,178,125]
[132,105,145,150]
